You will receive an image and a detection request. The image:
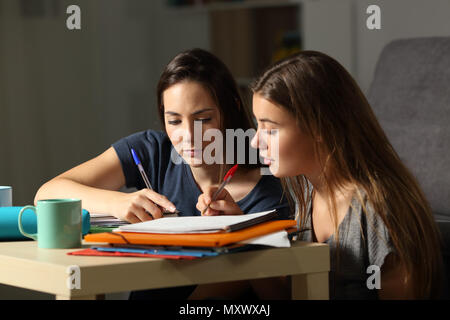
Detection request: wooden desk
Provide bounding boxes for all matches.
[0,240,329,300]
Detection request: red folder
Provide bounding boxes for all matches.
[67,248,197,259]
[84,219,296,247]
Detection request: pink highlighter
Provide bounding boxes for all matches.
[202,164,239,216]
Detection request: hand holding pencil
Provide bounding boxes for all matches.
[197,164,243,216]
[130,148,179,220]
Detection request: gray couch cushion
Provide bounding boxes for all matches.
[368,38,450,298]
[367,37,450,217]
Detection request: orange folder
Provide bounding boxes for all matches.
[84,219,296,247]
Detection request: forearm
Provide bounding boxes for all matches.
[34,178,123,214]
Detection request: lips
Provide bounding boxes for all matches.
[263,157,272,165]
[182,149,201,157]
[260,155,274,166]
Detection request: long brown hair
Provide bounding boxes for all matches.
[252,50,443,298]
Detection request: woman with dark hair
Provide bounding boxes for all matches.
[35,48,289,222]
[200,50,444,299]
[35,48,290,300]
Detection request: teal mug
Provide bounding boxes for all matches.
[18,199,82,249]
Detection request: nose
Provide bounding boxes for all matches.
[250,130,259,149]
[182,120,203,147]
[170,121,196,147]
[183,122,194,144]
[251,129,268,151]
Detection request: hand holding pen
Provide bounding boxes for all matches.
[131,148,179,219]
[198,164,241,216]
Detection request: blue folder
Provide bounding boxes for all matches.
[0,206,90,241]
[92,246,219,257]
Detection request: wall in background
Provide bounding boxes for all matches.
[302,0,355,78]
[0,0,208,300]
[3,0,449,208]
[0,0,100,206]
[0,0,209,206]
[355,0,450,93]
[301,0,450,93]
[1,0,449,300]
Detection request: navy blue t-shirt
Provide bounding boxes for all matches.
[112,130,291,219]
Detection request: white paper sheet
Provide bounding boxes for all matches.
[239,230,291,247]
[116,210,276,234]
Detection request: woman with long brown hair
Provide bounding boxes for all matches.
[199,50,444,299]
[35,48,290,300]
[35,48,289,222]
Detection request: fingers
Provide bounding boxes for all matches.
[124,212,141,224]
[203,207,221,216]
[138,197,163,220]
[196,193,220,216]
[132,203,155,222]
[196,194,209,215]
[209,200,243,215]
[122,201,155,223]
[202,185,229,204]
[143,189,177,213]
[122,190,168,223]
[196,187,242,216]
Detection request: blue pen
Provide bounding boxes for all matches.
[131,148,153,190]
[131,148,179,216]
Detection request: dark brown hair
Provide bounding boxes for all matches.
[252,50,443,299]
[157,48,260,173]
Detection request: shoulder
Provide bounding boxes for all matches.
[352,189,389,229]
[113,129,171,152]
[132,130,170,146]
[111,129,175,170]
[238,172,291,217]
[144,130,170,143]
[238,172,285,198]
[256,174,284,192]
[348,190,386,231]
[348,189,394,266]
[249,174,287,205]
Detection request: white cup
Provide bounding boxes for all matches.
[0,186,12,207]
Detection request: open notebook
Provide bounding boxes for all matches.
[115,210,278,234]
[85,219,296,247]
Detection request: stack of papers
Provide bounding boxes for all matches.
[114,210,291,247]
[78,210,297,259]
[68,242,252,260]
[90,213,129,227]
[116,210,278,234]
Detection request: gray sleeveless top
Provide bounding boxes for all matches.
[295,192,394,300]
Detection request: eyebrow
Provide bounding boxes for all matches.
[258,118,280,125]
[164,108,215,116]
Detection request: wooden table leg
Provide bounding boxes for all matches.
[291,272,329,300]
[55,294,105,300]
